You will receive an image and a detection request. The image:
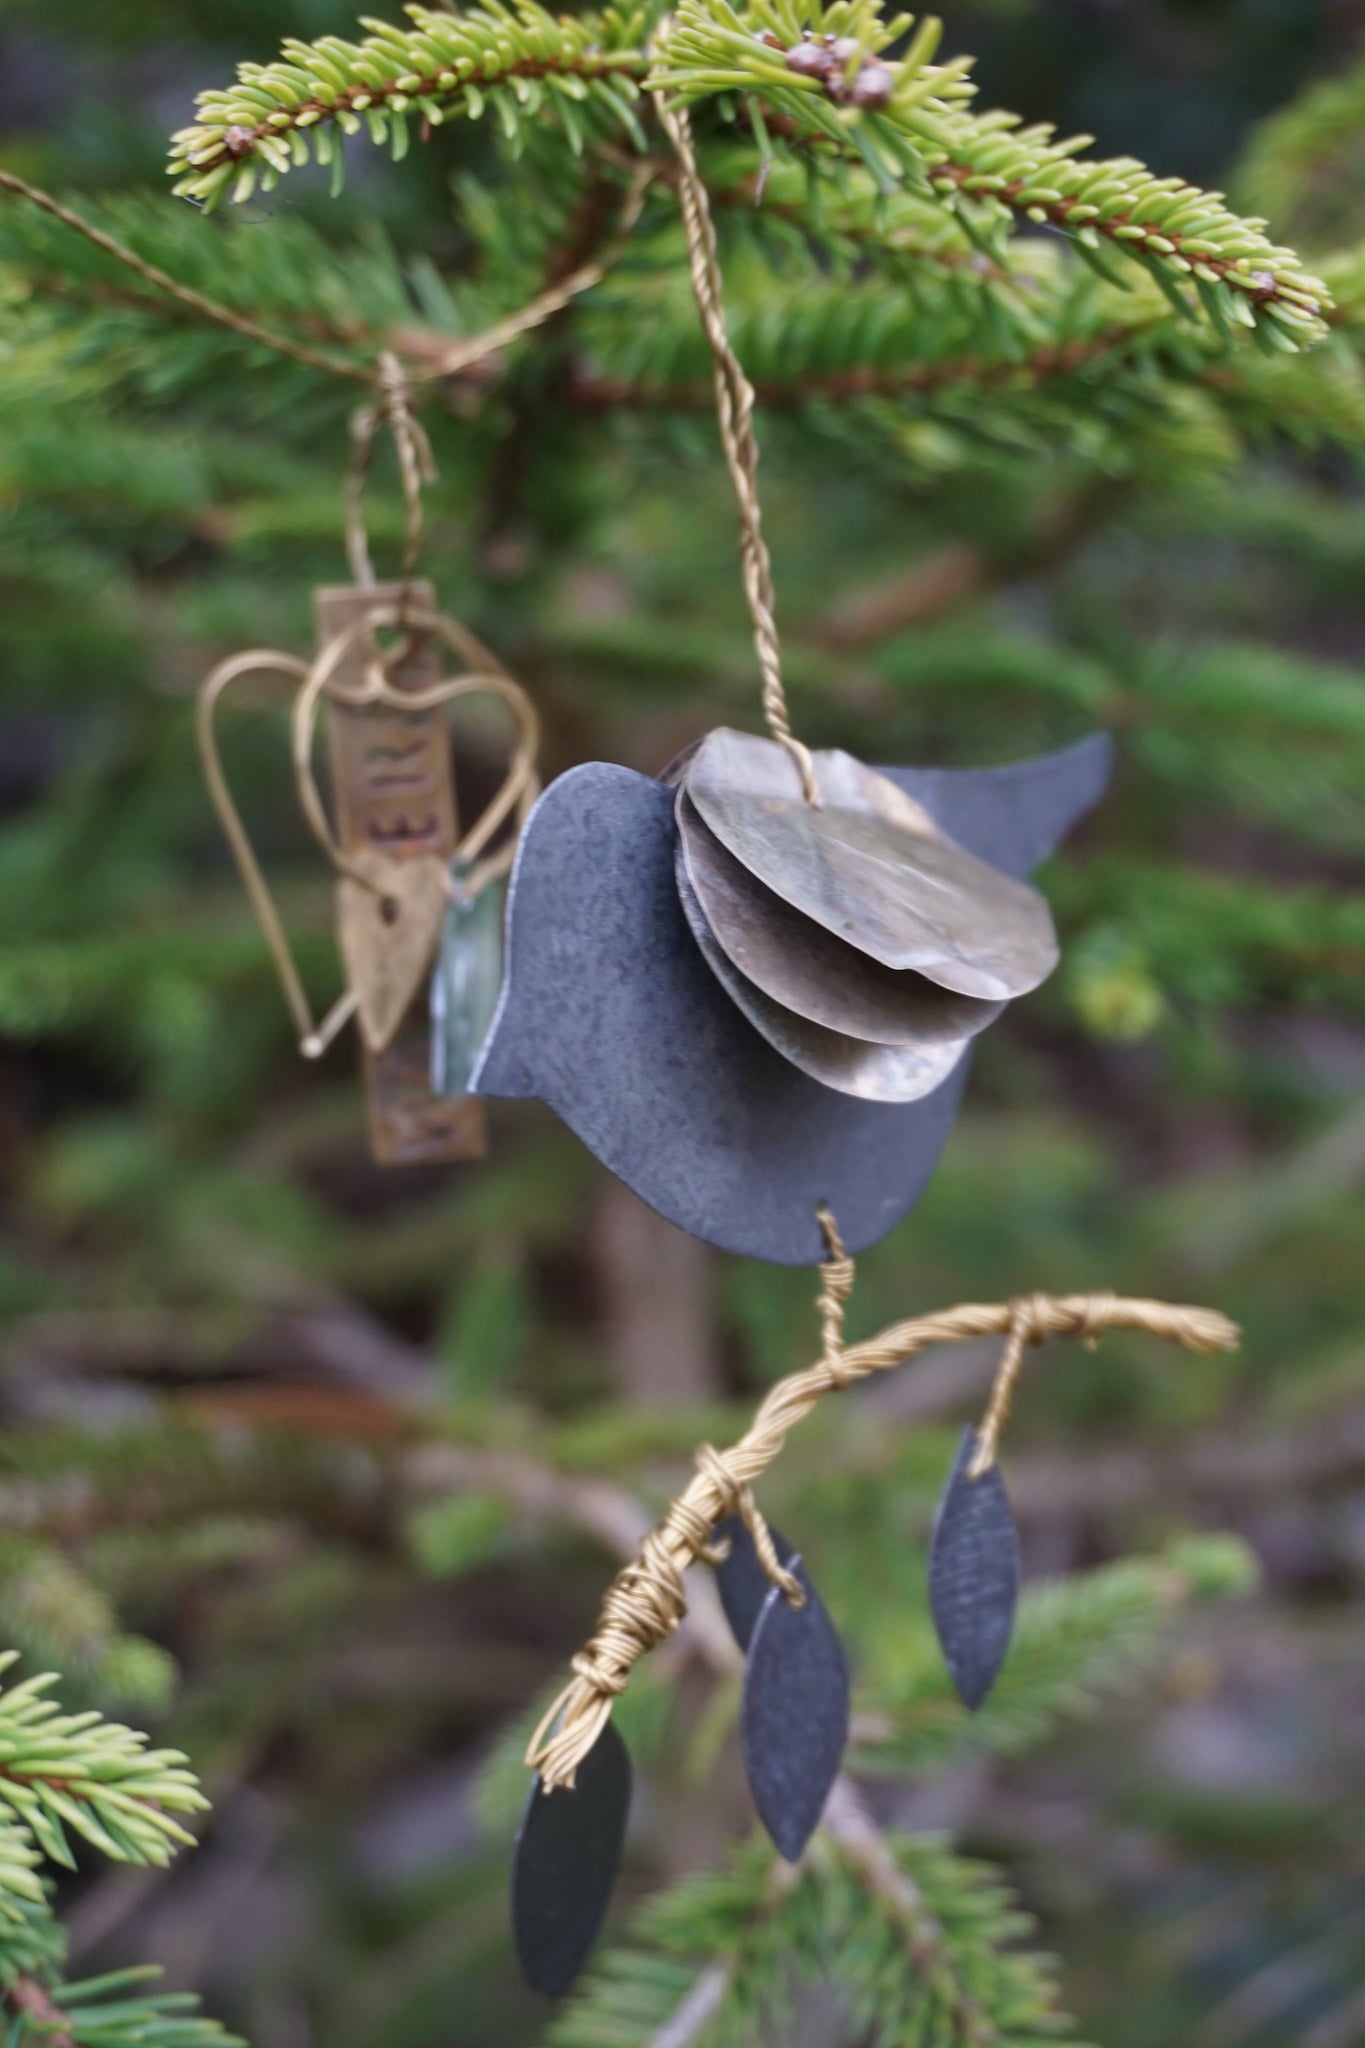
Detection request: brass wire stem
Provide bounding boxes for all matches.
[652,87,816,801]
[525,1290,1240,1791]
[345,352,438,595]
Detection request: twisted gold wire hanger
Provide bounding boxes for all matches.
[651,72,817,803]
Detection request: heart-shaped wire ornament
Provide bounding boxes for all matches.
[198,604,540,1059]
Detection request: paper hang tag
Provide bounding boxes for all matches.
[315,582,487,1166]
[928,1426,1021,1713]
[336,849,450,1054]
[740,1554,850,1863]
[512,1722,632,1998]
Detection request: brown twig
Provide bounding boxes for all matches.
[0,170,372,382]
[564,319,1155,413]
[0,163,648,394]
[5,1975,77,2048]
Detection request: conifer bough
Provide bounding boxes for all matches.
[0,1656,241,2048]
[168,0,1330,353]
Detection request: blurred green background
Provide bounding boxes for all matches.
[1,0,1365,2041]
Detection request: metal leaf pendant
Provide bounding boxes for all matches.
[713,1513,796,1652]
[741,1557,849,1862]
[929,1427,1021,1712]
[511,1721,631,1998]
[336,848,449,1053]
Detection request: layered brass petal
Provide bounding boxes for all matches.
[674,848,971,1104]
[685,728,1058,1001]
[676,791,1004,1047]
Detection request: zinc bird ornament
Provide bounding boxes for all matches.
[489,97,1129,1989]
[474,87,1113,1260]
[473,731,1111,1264]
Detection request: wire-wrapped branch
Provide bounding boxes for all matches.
[526,1291,1239,1791]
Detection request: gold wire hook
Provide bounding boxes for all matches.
[345,351,438,612]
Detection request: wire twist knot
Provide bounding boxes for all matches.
[816,1205,856,1390]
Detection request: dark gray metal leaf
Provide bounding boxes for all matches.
[512,1722,631,1998]
[713,1513,796,1651]
[472,736,1111,1265]
[929,1427,1021,1713]
[742,1557,850,1863]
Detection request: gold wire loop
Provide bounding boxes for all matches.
[197,647,353,1057]
[651,85,817,804]
[289,604,541,899]
[695,1446,802,1606]
[345,350,438,601]
[525,1285,1241,1790]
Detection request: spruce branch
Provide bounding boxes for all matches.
[167,2,652,210]
[654,0,1330,344]
[0,1668,241,2048]
[0,1655,207,1871]
[0,1539,176,1721]
[550,1818,1082,2046]
[856,1537,1256,1777]
[3,1967,245,2048]
[1055,857,1365,1014]
[168,0,1329,359]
